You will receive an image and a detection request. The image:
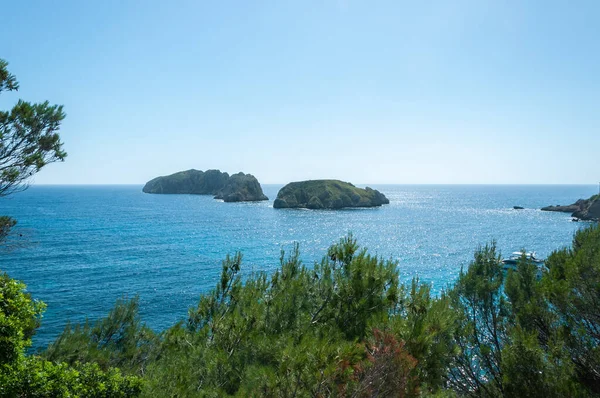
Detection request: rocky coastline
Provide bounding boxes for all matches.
[541,195,600,221]
[142,169,268,202]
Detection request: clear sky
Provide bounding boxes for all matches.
[0,0,598,184]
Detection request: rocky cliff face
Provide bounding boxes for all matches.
[541,195,600,221]
[273,180,389,209]
[143,169,268,202]
[573,197,600,220]
[214,172,268,202]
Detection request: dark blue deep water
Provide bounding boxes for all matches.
[0,184,596,349]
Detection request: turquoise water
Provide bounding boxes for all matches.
[0,184,596,349]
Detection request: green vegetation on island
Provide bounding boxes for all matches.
[142,169,268,202]
[273,179,389,209]
[542,194,600,220]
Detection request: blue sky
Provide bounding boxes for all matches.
[0,0,598,184]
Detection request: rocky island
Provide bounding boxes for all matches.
[273,180,389,209]
[541,194,600,221]
[142,169,268,202]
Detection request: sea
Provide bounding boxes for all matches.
[0,184,596,349]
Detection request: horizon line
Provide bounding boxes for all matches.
[27,182,600,186]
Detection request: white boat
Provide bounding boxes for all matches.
[501,251,545,276]
[502,251,543,265]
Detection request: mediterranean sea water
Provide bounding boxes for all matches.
[0,184,596,349]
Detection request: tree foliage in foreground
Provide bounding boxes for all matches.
[0,58,67,242]
[3,224,600,396]
[0,272,143,397]
[44,236,457,397]
[0,58,66,197]
[446,225,600,397]
[40,224,600,397]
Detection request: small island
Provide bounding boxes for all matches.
[273,180,389,209]
[541,194,600,221]
[142,169,268,202]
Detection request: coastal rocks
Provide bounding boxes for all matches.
[143,169,268,202]
[513,206,524,210]
[273,180,389,209]
[573,198,600,221]
[541,195,600,221]
[540,200,585,214]
[214,172,269,202]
